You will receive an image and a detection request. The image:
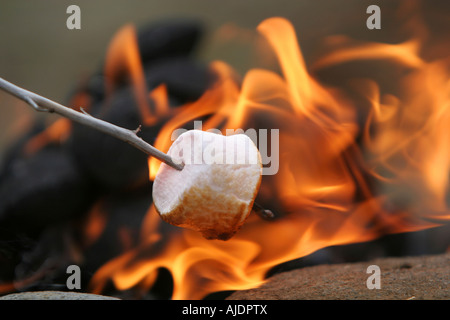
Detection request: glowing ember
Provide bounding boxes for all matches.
[88,16,450,299]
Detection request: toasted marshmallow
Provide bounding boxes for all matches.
[152,130,262,240]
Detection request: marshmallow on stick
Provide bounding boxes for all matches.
[152,130,262,240]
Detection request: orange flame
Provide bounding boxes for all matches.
[89,16,450,299]
[104,24,157,125]
[23,118,71,155]
[20,89,92,155]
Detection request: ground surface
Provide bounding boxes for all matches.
[0,291,119,300]
[0,253,448,300]
[227,253,450,300]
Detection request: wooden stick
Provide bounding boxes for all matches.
[252,202,275,220]
[0,77,184,171]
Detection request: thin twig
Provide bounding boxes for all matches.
[252,202,276,220]
[0,77,184,171]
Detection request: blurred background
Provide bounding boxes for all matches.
[0,0,399,155]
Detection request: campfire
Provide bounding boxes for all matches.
[0,2,449,300]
